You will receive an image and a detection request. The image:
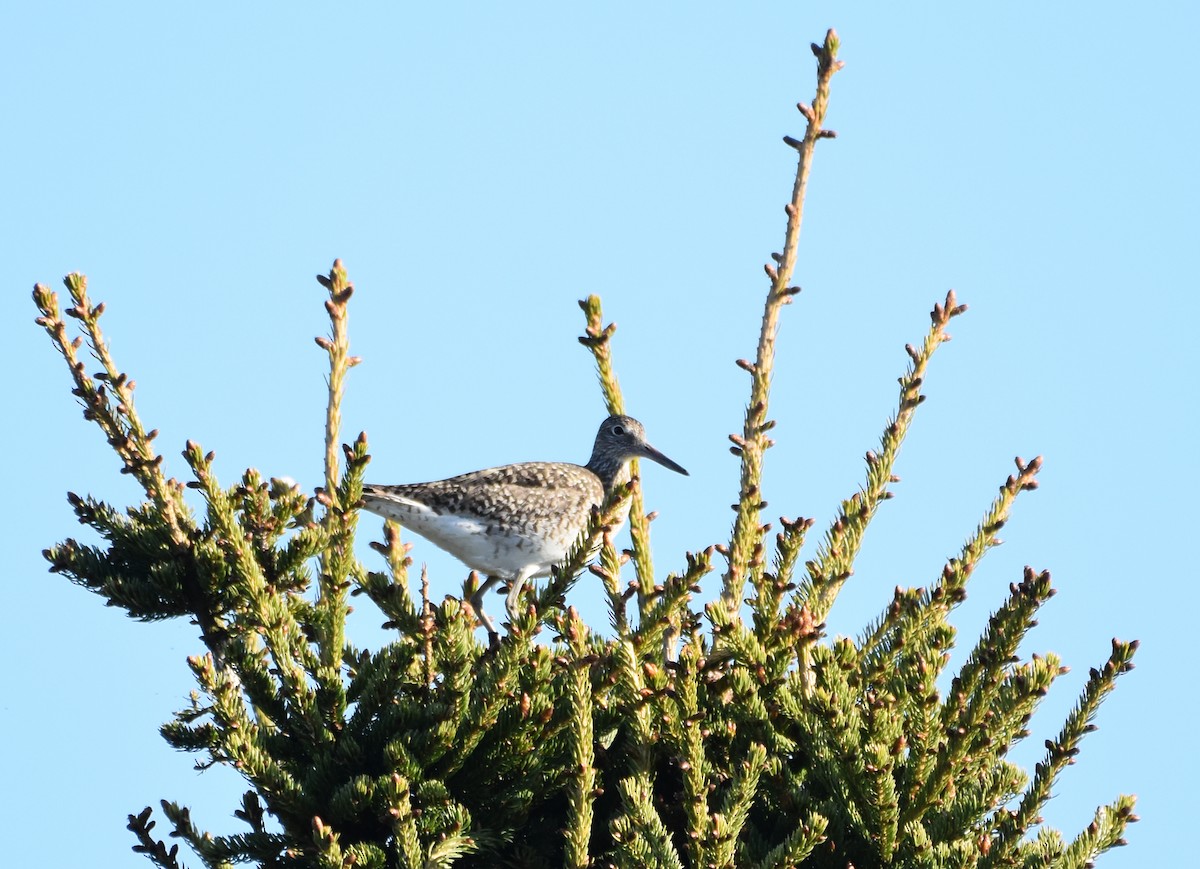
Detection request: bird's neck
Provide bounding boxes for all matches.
[585,453,631,491]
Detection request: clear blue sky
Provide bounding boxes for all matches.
[4,3,1194,865]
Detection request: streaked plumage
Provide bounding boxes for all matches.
[360,415,687,638]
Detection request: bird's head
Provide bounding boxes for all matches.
[591,414,689,478]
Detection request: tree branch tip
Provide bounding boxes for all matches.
[818,129,838,139]
[782,134,804,151]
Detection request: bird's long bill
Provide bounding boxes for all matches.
[638,442,689,476]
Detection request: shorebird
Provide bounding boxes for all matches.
[360,415,687,638]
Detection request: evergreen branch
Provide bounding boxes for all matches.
[357,518,422,634]
[591,531,632,637]
[579,294,657,621]
[128,806,187,869]
[158,800,293,868]
[611,775,685,869]
[745,811,828,869]
[381,774,425,868]
[314,260,362,681]
[922,760,1026,850]
[187,653,311,823]
[634,547,712,663]
[421,566,436,688]
[182,442,322,718]
[312,432,369,721]
[940,568,1056,739]
[708,614,770,672]
[863,734,902,861]
[33,276,194,547]
[753,516,813,647]
[564,609,598,869]
[45,525,192,620]
[234,790,268,835]
[410,785,476,867]
[315,259,359,508]
[345,642,421,731]
[433,622,524,778]
[903,567,1056,827]
[310,816,349,869]
[611,638,655,755]
[915,653,1065,852]
[774,647,871,835]
[1052,794,1138,869]
[797,290,967,627]
[858,455,1043,672]
[673,647,712,867]
[416,601,481,771]
[721,31,843,619]
[425,833,476,868]
[713,742,768,867]
[33,277,231,651]
[985,639,1139,866]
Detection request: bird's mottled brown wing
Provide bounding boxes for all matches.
[363,462,604,526]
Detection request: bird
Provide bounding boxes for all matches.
[359,415,688,639]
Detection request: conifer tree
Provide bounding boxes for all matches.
[33,30,1136,869]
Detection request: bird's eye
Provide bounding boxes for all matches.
[612,425,625,436]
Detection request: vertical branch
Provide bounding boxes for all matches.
[591,530,632,636]
[675,647,712,868]
[421,564,435,689]
[316,259,355,506]
[314,259,362,673]
[578,295,657,618]
[563,608,597,869]
[720,31,843,619]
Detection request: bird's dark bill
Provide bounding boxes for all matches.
[640,443,688,476]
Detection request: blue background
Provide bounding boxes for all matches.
[4,4,1193,865]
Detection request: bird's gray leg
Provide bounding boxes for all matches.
[471,575,503,643]
[505,565,538,622]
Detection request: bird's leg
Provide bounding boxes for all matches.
[505,565,538,622]
[470,575,503,645]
